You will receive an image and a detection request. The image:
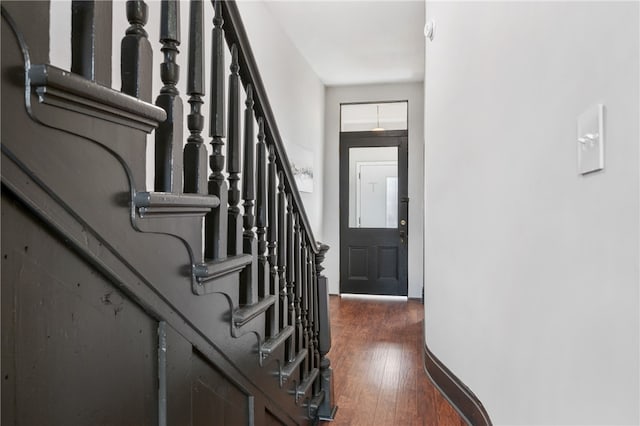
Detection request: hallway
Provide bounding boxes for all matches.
[324,295,466,426]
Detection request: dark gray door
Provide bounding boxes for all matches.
[339,130,408,296]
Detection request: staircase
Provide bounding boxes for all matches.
[1,1,337,424]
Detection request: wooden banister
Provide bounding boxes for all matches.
[220,0,319,253]
[4,0,337,423]
[158,0,335,418]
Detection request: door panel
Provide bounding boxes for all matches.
[348,247,369,279]
[378,246,398,279]
[339,131,408,296]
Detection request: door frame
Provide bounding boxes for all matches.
[339,129,409,296]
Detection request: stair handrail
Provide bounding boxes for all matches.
[219,1,319,253]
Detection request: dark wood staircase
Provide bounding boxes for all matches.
[1,1,337,424]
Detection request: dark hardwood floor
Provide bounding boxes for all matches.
[322,295,467,426]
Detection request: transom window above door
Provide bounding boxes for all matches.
[340,101,408,132]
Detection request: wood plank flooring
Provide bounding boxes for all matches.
[321,295,467,426]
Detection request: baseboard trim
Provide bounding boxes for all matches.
[423,342,492,426]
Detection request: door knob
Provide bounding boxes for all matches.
[400,219,406,226]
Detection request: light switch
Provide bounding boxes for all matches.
[577,104,604,175]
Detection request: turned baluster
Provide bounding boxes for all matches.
[285,193,296,362]
[300,232,309,380]
[307,245,316,374]
[183,0,207,194]
[309,253,321,395]
[242,88,255,234]
[240,111,257,306]
[277,172,289,349]
[266,145,279,338]
[226,45,242,256]
[311,252,321,387]
[256,119,269,302]
[155,0,183,192]
[294,213,304,380]
[72,0,112,85]
[121,0,152,101]
[309,250,319,395]
[205,0,227,260]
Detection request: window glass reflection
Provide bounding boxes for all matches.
[348,147,398,228]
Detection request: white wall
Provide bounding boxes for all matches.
[424,2,639,424]
[324,83,425,298]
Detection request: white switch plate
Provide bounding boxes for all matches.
[577,104,604,175]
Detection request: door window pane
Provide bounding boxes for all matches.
[341,102,408,132]
[386,177,398,227]
[348,147,398,228]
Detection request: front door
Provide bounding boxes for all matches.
[339,130,408,296]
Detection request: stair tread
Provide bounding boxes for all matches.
[261,325,295,356]
[135,191,220,209]
[280,349,307,384]
[234,294,277,327]
[29,64,166,124]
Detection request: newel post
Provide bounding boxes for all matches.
[315,242,337,421]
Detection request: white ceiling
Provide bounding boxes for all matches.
[261,0,425,86]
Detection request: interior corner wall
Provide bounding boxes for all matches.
[323,83,425,298]
[424,2,639,424]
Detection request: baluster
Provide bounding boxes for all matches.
[294,213,304,381]
[121,0,152,101]
[311,253,321,387]
[242,88,255,234]
[285,194,296,362]
[266,144,279,338]
[227,45,242,256]
[72,0,112,85]
[311,249,321,399]
[277,172,289,350]
[307,245,316,376]
[300,232,309,380]
[155,0,183,192]
[240,112,257,306]
[256,120,269,302]
[183,0,207,194]
[205,0,227,260]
